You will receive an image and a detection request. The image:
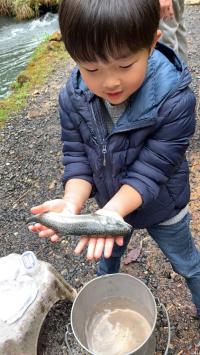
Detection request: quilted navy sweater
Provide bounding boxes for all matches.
[59,43,196,228]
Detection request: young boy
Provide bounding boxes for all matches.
[29,0,200,318]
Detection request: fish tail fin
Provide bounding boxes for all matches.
[26,214,40,224]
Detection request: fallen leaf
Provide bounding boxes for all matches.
[123,246,142,265]
[27,110,41,119]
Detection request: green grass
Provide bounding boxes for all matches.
[0,0,59,19]
[0,34,68,126]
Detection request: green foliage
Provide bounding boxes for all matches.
[32,0,40,15]
[14,0,35,19]
[0,0,60,18]
[30,36,50,60]
[0,0,14,15]
[0,35,67,125]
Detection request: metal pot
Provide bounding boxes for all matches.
[66,273,170,355]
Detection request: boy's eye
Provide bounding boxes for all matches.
[86,68,98,72]
[119,63,133,69]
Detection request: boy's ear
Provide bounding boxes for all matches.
[150,30,162,55]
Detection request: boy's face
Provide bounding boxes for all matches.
[78,48,150,105]
[78,31,161,105]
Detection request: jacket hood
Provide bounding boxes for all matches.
[67,42,192,126]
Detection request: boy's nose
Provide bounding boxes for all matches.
[103,78,121,91]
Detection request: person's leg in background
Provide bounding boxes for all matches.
[159,0,188,62]
[176,0,188,61]
[147,213,200,317]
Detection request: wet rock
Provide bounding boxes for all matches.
[17,74,30,86]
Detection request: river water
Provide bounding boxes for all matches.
[0,13,59,99]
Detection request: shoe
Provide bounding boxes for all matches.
[192,310,200,321]
[193,314,200,320]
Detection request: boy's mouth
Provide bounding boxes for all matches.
[106,91,122,98]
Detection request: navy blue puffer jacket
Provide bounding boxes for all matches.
[59,43,196,228]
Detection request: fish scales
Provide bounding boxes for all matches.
[27,212,132,237]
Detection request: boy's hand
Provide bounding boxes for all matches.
[28,199,75,242]
[74,209,124,260]
[159,0,174,19]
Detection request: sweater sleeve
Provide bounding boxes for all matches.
[121,88,196,206]
[59,87,94,189]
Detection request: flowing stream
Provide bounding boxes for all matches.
[0,13,59,99]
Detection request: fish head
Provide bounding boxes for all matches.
[105,216,132,234]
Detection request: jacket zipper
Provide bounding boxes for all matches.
[102,142,107,166]
[90,102,108,167]
[88,99,157,200]
[90,99,156,167]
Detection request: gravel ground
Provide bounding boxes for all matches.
[0,5,200,355]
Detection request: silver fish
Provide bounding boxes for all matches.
[27,212,132,237]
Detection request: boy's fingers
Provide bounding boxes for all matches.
[50,234,61,243]
[94,237,106,260]
[74,237,89,255]
[74,236,123,259]
[38,228,55,238]
[160,0,174,19]
[115,236,124,246]
[29,222,59,240]
[74,235,123,259]
[28,223,48,232]
[28,223,57,239]
[31,199,65,214]
[104,237,115,258]
[30,204,50,214]
[87,237,97,260]
[164,6,174,19]
[169,2,174,16]
[43,199,65,212]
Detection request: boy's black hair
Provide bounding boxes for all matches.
[59,0,160,62]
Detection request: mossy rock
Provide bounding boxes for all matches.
[49,32,62,42]
[47,41,61,51]
[16,74,30,88]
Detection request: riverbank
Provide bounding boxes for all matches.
[0,32,67,125]
[0,0,59,20]
[0,4,200,355]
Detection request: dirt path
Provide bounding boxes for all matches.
[0,5,200,355]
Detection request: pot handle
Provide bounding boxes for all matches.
[65,323,74,355]
[65,300,171,355]
[65,323,86,354]
[156,297,171,355]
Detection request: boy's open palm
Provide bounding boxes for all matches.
[74,210,124,260]
[28,199,75,242]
